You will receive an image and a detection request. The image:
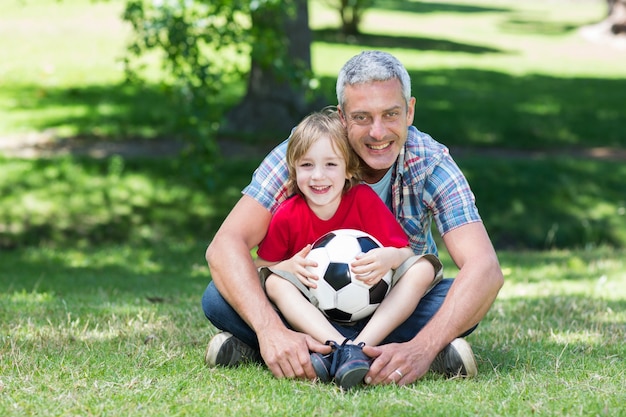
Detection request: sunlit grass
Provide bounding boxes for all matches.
[1,244,625,416]
[2,0,625,148]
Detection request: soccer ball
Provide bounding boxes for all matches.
[306,229,392,323]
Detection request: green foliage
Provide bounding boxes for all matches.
[0,155,258,248]
[123,0,251,87]
[122,0,252,180]
[121,0,311,159]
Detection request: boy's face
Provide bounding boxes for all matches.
[339,78,415,183]
[296,135,349,220]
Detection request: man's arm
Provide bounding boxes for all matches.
[206,195,328,379]
[363,221,503,385]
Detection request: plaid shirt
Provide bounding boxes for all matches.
[243,126,481,256]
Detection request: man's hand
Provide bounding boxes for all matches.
[259,326,332,380]
[362,342,435,386]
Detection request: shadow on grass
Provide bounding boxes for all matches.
[3,83,177,141]
[371,0,593,36]
[314,29,505,54]
[500,18,584,36]
[2,81,240,143]
[408,69,625,150]
[17,67,622,151]
[460,157,626,249]
[372,0,511,15]
[317,68,626,151]
[1,242,207,300]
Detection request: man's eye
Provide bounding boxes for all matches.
[351,115,370,124]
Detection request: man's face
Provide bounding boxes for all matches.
[339,78,415,183]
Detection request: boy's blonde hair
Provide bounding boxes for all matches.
[286,107,361,197]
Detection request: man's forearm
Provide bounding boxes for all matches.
[207,237,285,334]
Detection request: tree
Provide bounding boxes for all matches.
[323,0,373,36]
[221,0,319,139]
[580,0,626,46]
[122,0,319,156]
[606,0,626,34]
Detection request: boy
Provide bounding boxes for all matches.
[254,108,441,389]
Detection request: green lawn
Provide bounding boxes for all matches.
[1,0,626,415]
[1,244,625,416]
[0,0,167,139]
[2,0,625,148]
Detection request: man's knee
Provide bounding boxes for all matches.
[201,281,229,322]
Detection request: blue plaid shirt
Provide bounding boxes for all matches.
[243,126,481,256]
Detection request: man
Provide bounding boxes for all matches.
[203,50,503,386]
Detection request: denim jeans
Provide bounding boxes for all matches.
[201,278,475,350]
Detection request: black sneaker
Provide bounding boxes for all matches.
[310,340,339,383]
[204,332,262,367]
[334,341,371,390]
[430,338,478,378]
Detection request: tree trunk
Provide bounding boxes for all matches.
[221,0,316,141]
[607,0,626,33]
[580,0,626,45]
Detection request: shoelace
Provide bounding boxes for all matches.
[325,340,341,377]
[328,338,362,377]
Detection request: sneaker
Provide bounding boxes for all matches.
[310,341,338,383]
[334,341,371,390]
[205,332,262,367]
[430,338,478,378]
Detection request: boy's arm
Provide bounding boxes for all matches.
[255,245,319,287]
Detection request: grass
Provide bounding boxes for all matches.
[1,0,625,249]
[2,0,625,148]
[2,152,625,249]
[310,0,626,150]
[1,245,625,416]
[1,0,626,415]
[0,0,171,139]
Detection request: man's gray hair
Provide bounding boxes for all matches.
[336,50,412,108]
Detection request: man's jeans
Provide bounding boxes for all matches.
[201,278,474,350]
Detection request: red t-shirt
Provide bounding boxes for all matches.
[257,184,409,262]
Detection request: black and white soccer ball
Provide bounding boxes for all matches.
[306,229,393,323]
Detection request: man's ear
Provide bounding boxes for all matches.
[337,107,348,127]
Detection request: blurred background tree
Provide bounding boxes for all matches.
[323,0,373,35]
[606,0,626,33]
[123,0,320,150]
[221,0,320,139]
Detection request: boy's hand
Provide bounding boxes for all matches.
[350,247,396,286]
[274,244,319,288]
